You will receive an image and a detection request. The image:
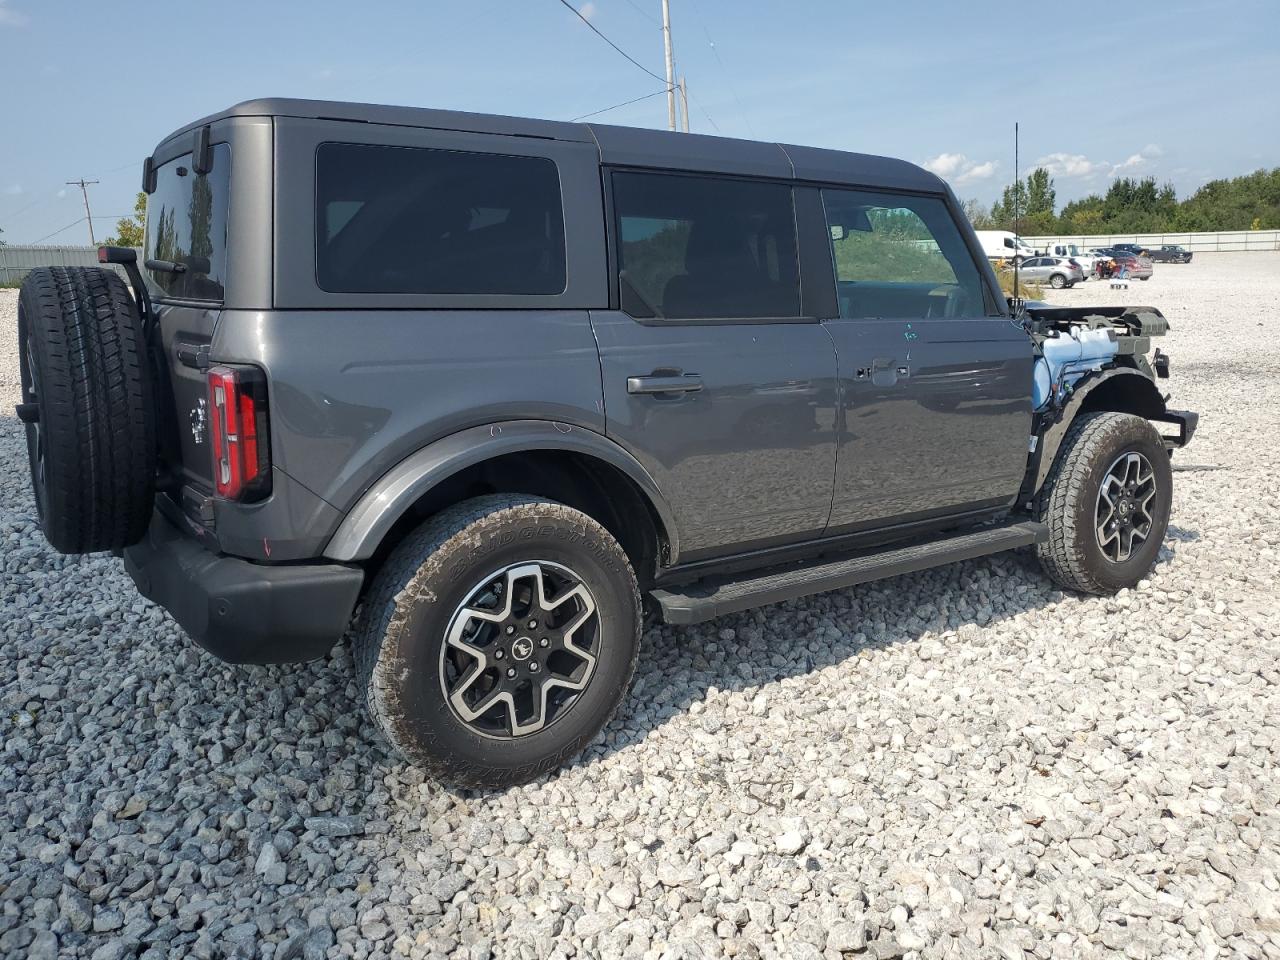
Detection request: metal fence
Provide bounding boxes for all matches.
[0,245,141,285]
[1021,230,1280,254]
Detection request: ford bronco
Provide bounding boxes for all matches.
[15,99,1197,788]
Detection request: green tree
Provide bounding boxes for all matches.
[1025,168,1056,219]
[103,192,147,248]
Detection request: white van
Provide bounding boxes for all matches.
[974,230,1037,263]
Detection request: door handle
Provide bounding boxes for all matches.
[870,357,899,387]
[626,373,704,395]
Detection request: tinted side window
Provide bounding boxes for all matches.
[145,143,231,300]
[822,188,988,319]
[315,142,566,295]
[612,171,800,320]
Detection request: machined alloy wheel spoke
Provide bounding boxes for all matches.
[440,560,601,739]
[1094,451,1157,562]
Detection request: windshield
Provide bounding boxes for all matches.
[144,143,230,300]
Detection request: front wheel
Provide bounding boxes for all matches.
[355,494,641,789]
[1036,412,1172,594]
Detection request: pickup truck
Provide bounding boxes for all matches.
[14,97,1198,788]
[1149,245,1193,263]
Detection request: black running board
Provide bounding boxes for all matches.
[651,521,1048,625]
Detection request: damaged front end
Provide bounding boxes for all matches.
[1018,302,1199,502]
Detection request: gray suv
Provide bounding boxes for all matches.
[15,99,1197,788]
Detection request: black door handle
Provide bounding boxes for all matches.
[626,373,704,395]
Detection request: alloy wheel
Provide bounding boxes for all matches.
[1095,451,1157,562]
[439,561,600,739]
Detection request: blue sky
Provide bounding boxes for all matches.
[2,0,1277,244]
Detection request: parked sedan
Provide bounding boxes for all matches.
[1149,244,1193,263]
[1107,251,1154,280]
[1019,256,1085,288]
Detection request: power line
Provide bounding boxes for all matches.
[30,215,133,246]
[686,0,754,137]
[572,88,669,121]
[684,87,721,134]
[551,0,667,84]
[618,0,659,24]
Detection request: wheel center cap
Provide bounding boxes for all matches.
[511,637,534,661]
[1119,499,1133,516]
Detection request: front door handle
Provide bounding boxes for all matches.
[627,373,704,395]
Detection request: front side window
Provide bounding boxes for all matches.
[612,171,800,320]
[145,143,231,300]
[822,188,988,319]
[315,142,566,295]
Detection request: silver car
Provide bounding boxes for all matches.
[1020,255,1085,289]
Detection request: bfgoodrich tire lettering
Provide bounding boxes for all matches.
[17,267,156,554]
[1036,412,1172,594]
[354,494,641,789]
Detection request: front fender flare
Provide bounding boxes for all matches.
[322,420,679,563]
[1034,368,1167,492]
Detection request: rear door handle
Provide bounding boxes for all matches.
[626,373,704,395]
[870,357,900,387]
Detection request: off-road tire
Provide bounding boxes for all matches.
[17,267,155,554]
[1036,412,1172,594]
[354,494,641,789]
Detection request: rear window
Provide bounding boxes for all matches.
[612,171,800,320]
[315,142,566,295]
[145,143,231,300]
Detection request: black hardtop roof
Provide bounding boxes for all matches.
[158,97,945,192]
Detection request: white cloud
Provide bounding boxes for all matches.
[1110,143,1164,176]
[1033,152,1111,179]
[0,1,29,27]
[922,152,966,178]
[56,188,67,198]
[922,153,998,184]
[4,184,23,196]
[579,1,597,20]
[958,159,997,184]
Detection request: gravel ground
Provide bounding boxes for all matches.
[2,254,1279,960]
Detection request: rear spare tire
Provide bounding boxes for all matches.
[17,267,156,553]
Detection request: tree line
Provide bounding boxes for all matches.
[964,166,1280,236]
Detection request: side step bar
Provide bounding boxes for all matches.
[651,520,1048,625]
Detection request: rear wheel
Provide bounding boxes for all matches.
[355,494,641,789]
[17,267,155,553]
[1036,412,1172,594]
[1050,273,1067,289]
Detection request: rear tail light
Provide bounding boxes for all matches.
[207,364,271,501]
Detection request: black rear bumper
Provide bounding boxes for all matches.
[124,511,363,664]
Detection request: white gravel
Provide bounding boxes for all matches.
[2,254,1279,960]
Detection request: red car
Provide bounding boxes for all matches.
[1097,248,1154,281]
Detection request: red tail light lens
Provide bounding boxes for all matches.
[207,365,271,501]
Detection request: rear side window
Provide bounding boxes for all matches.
[612,171,800,320]
[145,143,231,300]
[315,143,566,295]
[822,188,988,319]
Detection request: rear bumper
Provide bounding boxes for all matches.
[124,510,363,664]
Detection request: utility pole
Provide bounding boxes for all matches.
[661,0,676,131]
[66,178,100,245]
[679,76,690,132]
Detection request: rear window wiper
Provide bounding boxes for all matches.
[144,259,187,274]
